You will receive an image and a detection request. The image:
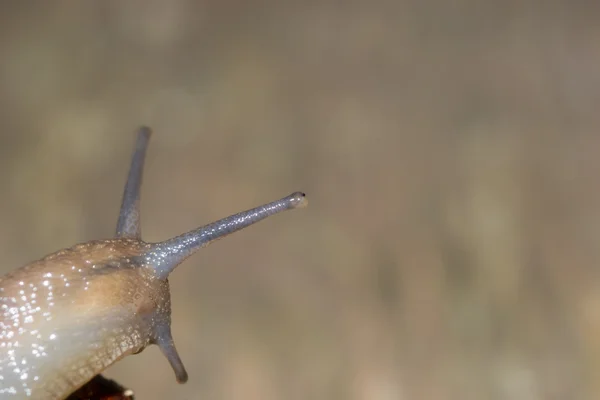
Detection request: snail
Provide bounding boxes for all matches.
[0,127,307,399]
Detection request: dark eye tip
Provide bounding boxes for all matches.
[288,191,308,209]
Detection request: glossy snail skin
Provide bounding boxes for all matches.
[0,128,307,399]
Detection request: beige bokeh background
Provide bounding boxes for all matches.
[0,2,599,399]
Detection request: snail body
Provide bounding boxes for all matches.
[0,128,307,399]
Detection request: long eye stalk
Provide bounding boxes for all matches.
[116,127,152,238]
[147,192,307,279]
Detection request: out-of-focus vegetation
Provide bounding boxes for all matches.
[0,2,598,399]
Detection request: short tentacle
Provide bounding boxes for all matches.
[154,323,189,383]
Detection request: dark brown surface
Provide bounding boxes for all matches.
[0,2,599,399]
[66,375,134,400]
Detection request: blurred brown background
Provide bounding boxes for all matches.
[0,1,599,399]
